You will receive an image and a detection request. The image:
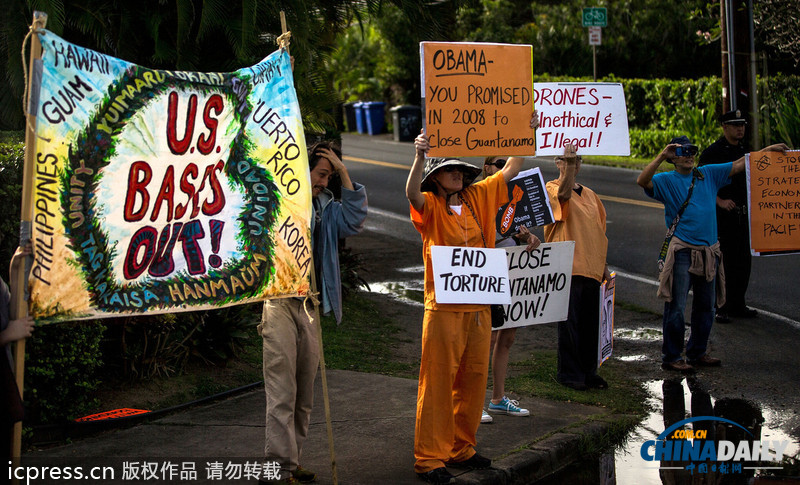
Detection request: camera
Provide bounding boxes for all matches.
[674,144,698,157]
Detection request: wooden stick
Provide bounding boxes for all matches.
[309,266,339,485]
[11,10,47,482]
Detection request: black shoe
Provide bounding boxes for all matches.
[586,374,608,389]
[730,307,757,318]
[559,380,588,391]
[417,467,455,484]
[447,452,492,469]
[715,312,731,323]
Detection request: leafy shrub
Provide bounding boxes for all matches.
[0,138,24,277]
[24,321,106,423]
[629,128,682,159]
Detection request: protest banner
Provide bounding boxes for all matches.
[493,241,574,330]
[28,29,312,321]
[533,82,630,156]
[746,150,800,256]
[431,246,511,304]
[495,167,554,238]
[598,272,615,367]
[420,42,535,157]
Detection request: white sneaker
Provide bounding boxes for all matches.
[481,409,493,423]
[488,396,530,416]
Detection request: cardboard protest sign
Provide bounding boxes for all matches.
[420,42,535,157]
[533,82,630,156]
[431,246,511,304]
[29,30,312,321]
[495,168,554,238]
[746,150,800,256]
[492,241,574,330]
[598,272,615,367]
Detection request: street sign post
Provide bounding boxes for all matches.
[588,26,602,45]
[582,7,607,27]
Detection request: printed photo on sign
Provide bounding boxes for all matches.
[30,30,312,321]
[493,241,574,330]
[533,82,630,156]
[420,41,535,157]
[598,272,615,367]
[430,246,511,305]
[495,167,555,238]
[746,150,800,256]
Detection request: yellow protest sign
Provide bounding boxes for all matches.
[420,42,534,157]
[747,150,800,255]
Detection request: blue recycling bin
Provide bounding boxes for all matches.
[363,101,386,135]
[353,102,366,134]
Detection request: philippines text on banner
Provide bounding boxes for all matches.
[533,82,630,156]
[420,42,535,157]
[29,30,312,321]
[746,150,800,256]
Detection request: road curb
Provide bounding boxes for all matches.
[458,413,639,484]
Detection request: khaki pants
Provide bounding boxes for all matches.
[259,298,320,477]
[414,308,491,473]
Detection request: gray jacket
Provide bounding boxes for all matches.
[312,182,368,323]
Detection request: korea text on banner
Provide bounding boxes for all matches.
[533,82,630,156]
[746,150,800,256]
[420,42,535,157]
[29,30,312,321]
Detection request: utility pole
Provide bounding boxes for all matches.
[721,0,760,148]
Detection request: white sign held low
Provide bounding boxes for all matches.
[494,241,575,330]
[431,246,511,305]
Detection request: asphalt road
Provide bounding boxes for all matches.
[339,132,800,325]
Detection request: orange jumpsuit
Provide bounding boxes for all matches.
[410,171,508,473]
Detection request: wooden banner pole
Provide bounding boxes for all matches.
[11,10,47,480]
[309,262,338,484]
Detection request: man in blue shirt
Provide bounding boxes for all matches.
[637,136,787,373]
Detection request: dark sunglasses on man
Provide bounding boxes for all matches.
[485,158,506,169]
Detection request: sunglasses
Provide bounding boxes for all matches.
[485,159,507,169]
[441,166,462,173]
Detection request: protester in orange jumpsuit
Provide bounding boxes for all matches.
[406,114,536,485]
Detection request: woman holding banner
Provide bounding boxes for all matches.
[544,143,611,391]
[481,156,540,424]
[405,115,536,485]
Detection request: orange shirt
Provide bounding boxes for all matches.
[411,171,509,311]
[544,180,608,282]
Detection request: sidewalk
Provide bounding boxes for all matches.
[26,368,630,484]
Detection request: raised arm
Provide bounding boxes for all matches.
[406,132,428,212]
[556,143,578,201]
[501,110,539,182]
[729,143,790,176]
[638,144,677,190]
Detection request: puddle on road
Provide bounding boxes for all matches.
[614,327,662,342]
[371,280,424,306]
[547,377,799,484]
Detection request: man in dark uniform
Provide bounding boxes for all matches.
[698,109,757,323]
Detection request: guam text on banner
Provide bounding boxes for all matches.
[533,82,630,156]
[29,30,312,321]
[420,42,535,157]
[746,150,800,256]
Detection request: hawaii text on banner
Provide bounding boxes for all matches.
[29,30,313,321]
[493,241,574,330]
[533,82,630,156]
[746,150,800,256]
[420,42,535,157]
